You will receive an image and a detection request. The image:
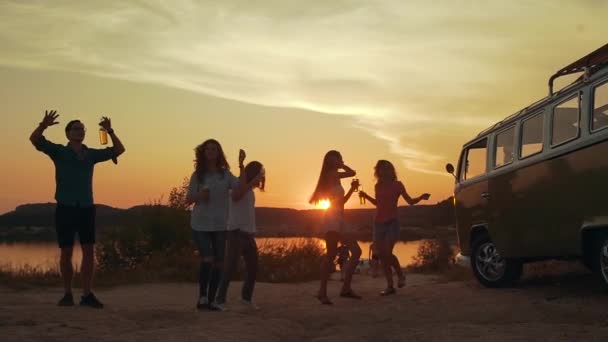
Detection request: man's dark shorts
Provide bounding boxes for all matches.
[55,204,96,248]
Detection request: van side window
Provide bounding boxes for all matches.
[592,82,608,131]
[460,138,487,181]
[520,113,544,158]
[551,95,580,146]
[494,127,515,168]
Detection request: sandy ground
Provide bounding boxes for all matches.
[2,269,608,342]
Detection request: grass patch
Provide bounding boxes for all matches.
[0,265,61,290]
[256,238,324,283]
[407,238,456,273]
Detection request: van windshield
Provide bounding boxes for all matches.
[461,139,487,181]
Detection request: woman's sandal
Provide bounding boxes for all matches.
[380,287,396,296]
[397,276,406,288]
[339,290,362,299]
[316,295,333,305]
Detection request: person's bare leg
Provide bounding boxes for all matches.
[318,255,332,297]
[371,261,379,278]
[81,244,95,296]
[391,255,405,287]
[60,247,74,294]
[318,233,337,304]
[386,239,405,287]
[379,240,394,289]
[340,236,361,297]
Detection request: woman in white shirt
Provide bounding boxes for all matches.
[215,149,265,311]
[185,139,236,311]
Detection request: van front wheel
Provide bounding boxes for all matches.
[471,234,522,288]
[592,234,608,288]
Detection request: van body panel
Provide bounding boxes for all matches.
[489,130,608,258]
[454,178,488,256]
[452,63,608,262]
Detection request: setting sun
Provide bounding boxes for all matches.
[317,200,331,210]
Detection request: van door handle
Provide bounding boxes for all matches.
[481,192,491,199]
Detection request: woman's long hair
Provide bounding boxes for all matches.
[374,159,397,182]
[194,139,230,182]
[244,161,265,191]
[309,150,341,205]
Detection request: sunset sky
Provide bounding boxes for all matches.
[1,1,607,214]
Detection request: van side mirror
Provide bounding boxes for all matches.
[445,163,456,179]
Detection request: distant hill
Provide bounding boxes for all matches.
[0,203,127,228]
[0,198,455,241]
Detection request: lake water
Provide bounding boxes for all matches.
[0,238,425,272]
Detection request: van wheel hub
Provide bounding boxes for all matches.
[600,242,608,283]
[475,242,506,281]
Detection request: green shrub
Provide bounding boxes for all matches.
[408,238,455,273]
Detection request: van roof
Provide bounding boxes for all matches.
[470,44,608,144]
[550,42,608,94]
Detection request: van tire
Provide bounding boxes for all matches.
[471,233,522,288]
[591,233,608,288]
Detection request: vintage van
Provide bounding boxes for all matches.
[446,43,608,287]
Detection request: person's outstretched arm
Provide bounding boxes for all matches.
[343,178,358,203]
[30,110,59,146]
[359,190,377,206]
[399,182,430,205]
